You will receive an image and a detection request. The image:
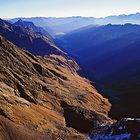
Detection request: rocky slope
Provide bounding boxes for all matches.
[0,35,111,140]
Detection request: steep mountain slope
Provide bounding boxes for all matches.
[56,24,140,119]
[57,24,140,54]
[0,35,111,140]
[0,19,63,56]
[14,19,53,40]
[100,40,140,119]
[77,33,140,80]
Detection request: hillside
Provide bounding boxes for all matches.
[57,24,140,54]
[0,35,111,140]
[56,24,140,119]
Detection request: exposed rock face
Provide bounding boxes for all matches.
[61,103,110,134]
[0,36,111,140]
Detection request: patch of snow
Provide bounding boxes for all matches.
[123,118,134,121]
[118,126,123,130]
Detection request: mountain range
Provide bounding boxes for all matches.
[0,15,140,139]
[0,19,112,140]
[9,13,140,36]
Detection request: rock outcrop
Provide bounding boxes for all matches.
[0,36,111,140]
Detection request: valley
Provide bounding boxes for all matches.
[56,23,140,120]
[0,13,140,139]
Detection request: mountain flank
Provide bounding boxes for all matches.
[0,35,111,140]
[56,24,140,119]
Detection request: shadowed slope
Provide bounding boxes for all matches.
[0,19,63,56]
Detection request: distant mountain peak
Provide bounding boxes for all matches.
[15,19,35,28]
[14,19,53,40]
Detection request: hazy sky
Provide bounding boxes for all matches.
[0,0,140,18]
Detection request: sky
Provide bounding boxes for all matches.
[0,0,140,18]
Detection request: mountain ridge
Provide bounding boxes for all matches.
[14,19,53,40]
[0,18,64,56]
[9,13,140,36]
